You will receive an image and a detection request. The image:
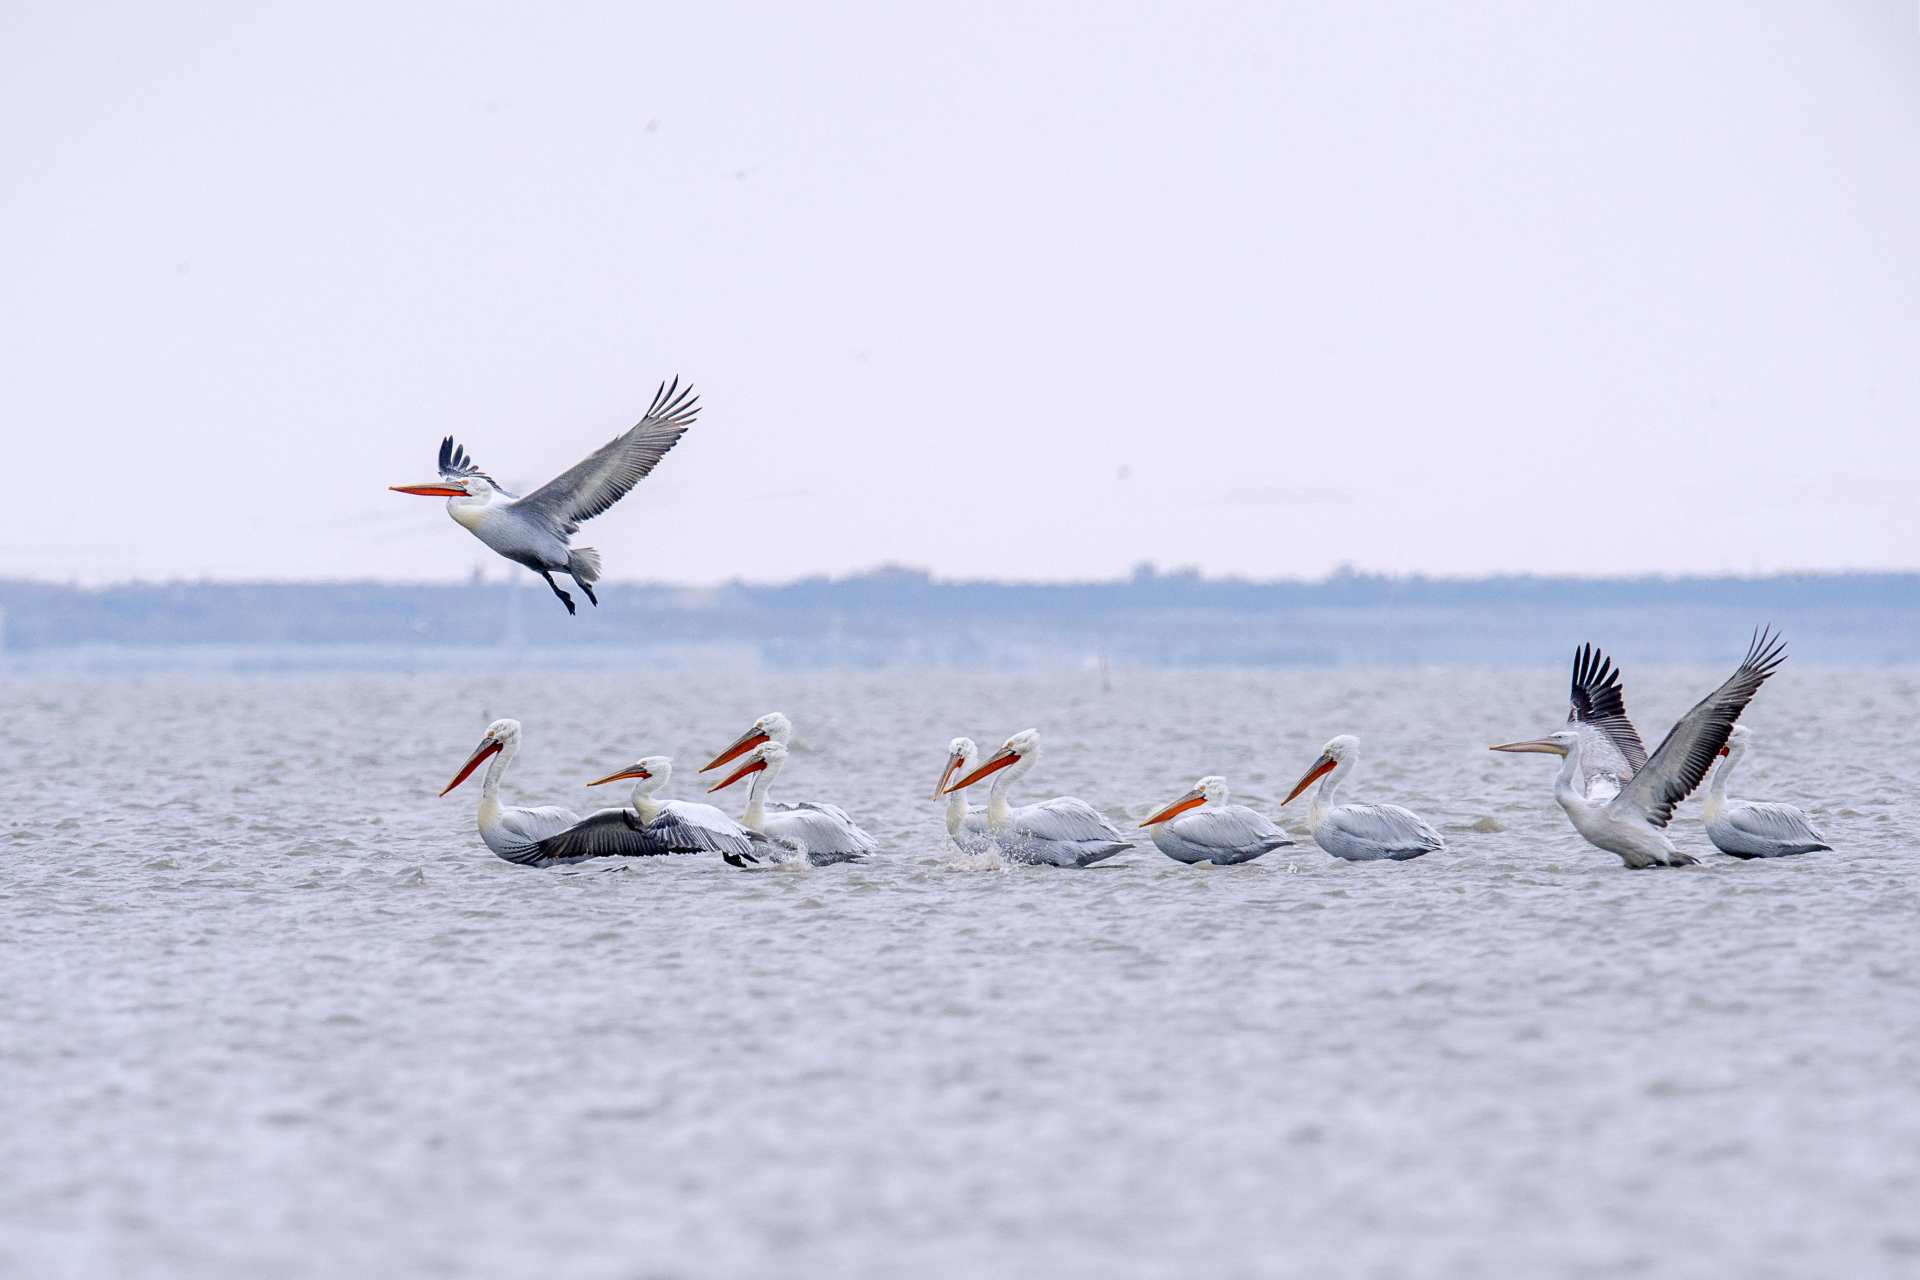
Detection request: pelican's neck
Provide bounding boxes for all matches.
[741,759,782,829]
[985,756,1032,830]
[1551,739,1589,815]
[630,773,666,822]
[945,765,975,835]
[1705,747,1741,818]
[478,736,517,827]
[1310,756,1350,824]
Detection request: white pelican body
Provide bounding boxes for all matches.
[440,719,582,866]
[942,730,1131,867]
[1493,630,1788,869]
[390,379,698,614]
[706,739,878,866]
[524,755,768,864]
[1702,725,1830,858]
[1283,736,1442,861]
[1141,775,1293,865]
[933,737,994,856]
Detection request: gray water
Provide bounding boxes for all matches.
[3,665,1917,1278]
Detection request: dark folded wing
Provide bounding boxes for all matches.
[1616,628,1788,829]
[526,808,690,865]
[1567,642,1648,773]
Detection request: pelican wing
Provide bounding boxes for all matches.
[1728,801,1826,848]
[436,436,513,493]
[764,802,879,858]
[1567,643,1648,774]
[1162,805,1293,865]
[1328,803,1444,858]
[523,807,695,866]
[655,800,759,857]
[513,379,699,536]
[1003,798,1132,866]
[1614,628,1788,829]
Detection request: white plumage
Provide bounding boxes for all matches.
[1283,736,1443,862]
[1140,775,1293,865]
[941,730,1132,868]
[1702,725,1830,858]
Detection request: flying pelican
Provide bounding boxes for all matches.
[389,378,699,614]
[516,755,771,865]
[1702,724,1831,858]
[933,737,994,856]
[439,718,583,866]
[1139,775,1294,865]
[1491,628,1788,868]
[706,740,879,866]
[1282,736,1443,861]
[940,730,1132,867]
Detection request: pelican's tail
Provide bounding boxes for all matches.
[568,546,603,584]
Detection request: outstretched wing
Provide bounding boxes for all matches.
[513,378,699,537]
[1614,628,1788,829]
[525,808,693,866]
[650,800,757,858]
[1567,643,1648,774]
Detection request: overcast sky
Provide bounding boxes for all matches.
[2,2,1914,585]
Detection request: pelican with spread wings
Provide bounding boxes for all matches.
[389,378,699,613]
[1491,629,1788,868]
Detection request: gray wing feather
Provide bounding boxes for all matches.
[1164,806,1292,864]
[525,807,695,866]
[1567,643,1648,774]
[513,379,699,536]
[1616,628,1788,829]
[1729,802,1826,847]
[1328,804,1443,858]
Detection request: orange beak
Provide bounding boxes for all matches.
[390,483,468,497]
[588,767,651,786]
[707,756,768,793]
[701,729,770,773]
[1141,789,1207,827]
[944,748,1018,794]
[1283,756,1337,806]
[441,739,502,796]
[1717,744,1731,757]
[933,754,965,800]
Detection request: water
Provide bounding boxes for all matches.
[3,665,1917,1277]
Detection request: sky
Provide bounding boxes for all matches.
[2,1,1915,585]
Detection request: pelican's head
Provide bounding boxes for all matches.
[441,718,521,796]
[1141,775,1227,827]
[942,729,1039,794]
[589,754,672,792]
[389,473,491,500]
[1488,729,1577,758]
[706,740,787,794]
[1283,735,1358,805]
[933,737,980,800]
[1719,723,1752,758]
[701,712,794,773]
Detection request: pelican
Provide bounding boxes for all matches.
[517,755,771,864]
[1140,775,1293,865]
[706,740,879,866]
[389,378,699,614]
[1702,724,1831,858]
[933,737,994,856]
[939,730,1132,867]
[1491,628,1788,868]
[1282,736,1443,861]
[699,711,793,772]
[439,718,583,866]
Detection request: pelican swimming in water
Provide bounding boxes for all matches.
[933,737,994,856]
[940,730,1132,867]
[1702,724,1831,858]
[390,378,699,614]
[1491,628,1788,868]
[439,718,583,866]
[518,755,770,865]
[1140,775,1294,865]
[706,740,879,866]
[1282,736,1443,861]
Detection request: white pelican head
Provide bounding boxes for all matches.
[441,718,521,796]
[701,712,794,773]
[933,737,980,800]
[588,754,672,793]
[1141,775,1227,827]
[1284,734,1359,805]
[705,740,788,794]
[942,729,1040,794]
[1718,723,1752,758]
[1488,729,1578,758]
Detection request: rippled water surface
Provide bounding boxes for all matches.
[4,665,1917,1277]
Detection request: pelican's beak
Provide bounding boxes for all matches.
[944,747,1018,794]
[1488,738,1568,757]
[588,766,651,786]
[701,727,770,773]
[1283,754,1337,805]
[707,756,767,793]
[390,482,468,497]
[932,753,965,800]
[440,737,502,796]
[1141,787,1207,827]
